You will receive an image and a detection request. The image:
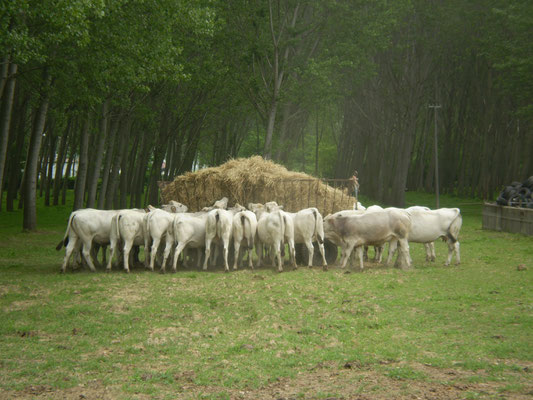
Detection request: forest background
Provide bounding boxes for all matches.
[0,0,531,230]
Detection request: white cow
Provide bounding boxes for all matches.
[324,208,412,270]
[266,203,327,269]
[169,211,210,273]
[143,202,188,272]
[203,205,245,271]
[107,209,148,273]
[388,207,462,266]
[232,209,258,270]
[57,209,120,273]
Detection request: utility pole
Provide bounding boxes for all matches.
[429,104,441,208]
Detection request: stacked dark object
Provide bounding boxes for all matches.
[496,176,533,208]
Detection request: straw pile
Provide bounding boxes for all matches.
[159,156,356,215]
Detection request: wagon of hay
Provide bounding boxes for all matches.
[159,156,359,264]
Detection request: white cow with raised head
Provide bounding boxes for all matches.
[57,208,121,273]
[388,207,462,266]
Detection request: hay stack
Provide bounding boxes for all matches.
[160,156,356,215]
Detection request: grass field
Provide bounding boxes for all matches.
[0,192,532,399]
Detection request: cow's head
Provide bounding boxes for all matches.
[212,197,228,209]
[162,200,188,213]
[323,214,344,246]
[265,201,282,212]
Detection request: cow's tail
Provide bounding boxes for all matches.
[215,211,221,238]
[113,212,122,247]
[205,211,218,239]
[447,209,463,243]
[312,208,324,244]
[241,214,252,249]
[56,212,76,250]
[278,210,285,240]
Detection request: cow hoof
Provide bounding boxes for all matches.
[322,266,328,272]
[105,268,111,273]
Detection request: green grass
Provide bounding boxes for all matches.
[0,191,532,399]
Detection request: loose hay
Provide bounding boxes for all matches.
[160,156,356,215]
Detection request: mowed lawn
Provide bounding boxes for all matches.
[0,193,532,399]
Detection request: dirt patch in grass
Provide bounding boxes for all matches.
[2,361,531,399]
[107,283,149,314]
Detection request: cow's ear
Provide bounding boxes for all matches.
[171,206,176,213]
[279,205,284,210]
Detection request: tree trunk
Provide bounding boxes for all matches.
[6,94,28,212]
[23,69,51,231]
[106,116,131,209]
[61,137,76,205]
[44,132,57,206]
[0,55,9,99]
[0,62,17,211]
[73,113,90,210]
[52,119,71,205]
[38,133,49,198]
[85,99,109,208]
[97,115,119,209]
[263,100,278,159]
[147,111,170,206]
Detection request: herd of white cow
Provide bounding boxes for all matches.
[56,197,462,273]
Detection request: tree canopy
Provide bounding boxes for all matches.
[0,0,531,227]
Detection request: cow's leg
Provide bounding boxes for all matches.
[74,241,83,268]
[339,243,355,269]
[123,241,132,273]
[203,238,213,270]
[149,237,161,272]
[288,240,297,269]
[222,240,230,272]
[396,238,410,269]
[170,242,186,273]
[238,245,246,269]
[305,240,314,268]
[81,240,97,272]
[356,246,364,270]
[61,237,78,273]
[275,241,283,272]
[386,240,398,265]
[374,245,384,263]
[423,243,431,262]
[160,235,173,272]
[233,240,241,270]
[317,241,327,269]
[429,242,436,262]
[101,245,108,266]
[363,246,369,261]
[91,244,101,268]
[256,242,263,267]
[106,240,116,272]
[247,246,254,270]
[445,239,460,266]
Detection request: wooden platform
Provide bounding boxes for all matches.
[482,202,533,236]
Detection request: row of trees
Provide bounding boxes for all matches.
[1,0,531,230]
